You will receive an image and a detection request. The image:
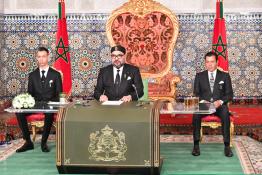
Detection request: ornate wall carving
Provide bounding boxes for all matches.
[1,13,261,99]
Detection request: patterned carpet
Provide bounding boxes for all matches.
[0,135,261,174]
[0,138,24,161]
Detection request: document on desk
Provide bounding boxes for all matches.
[101,101,123,105]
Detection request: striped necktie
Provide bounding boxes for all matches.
[210,72,215,93]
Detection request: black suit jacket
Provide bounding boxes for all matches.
[194,69,233,104]
[28,67,62,102]
[94,64,144,101]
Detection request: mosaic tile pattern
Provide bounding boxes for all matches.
[0,13,261,98]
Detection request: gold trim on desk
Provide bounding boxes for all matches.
[56,108,67,166]
[153,100,164,166]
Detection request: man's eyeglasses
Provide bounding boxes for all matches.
[111,54,124,59]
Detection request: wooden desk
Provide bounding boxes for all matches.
[56,100,163,175]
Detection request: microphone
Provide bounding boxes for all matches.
[132,84,139,101]
[132,84,144,107]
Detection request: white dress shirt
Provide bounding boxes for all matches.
[39,66,49,78]
[113,66,124,83]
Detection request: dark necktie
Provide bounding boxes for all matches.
[115,69,120,86]
[210,72,215,93]
[115,69,120,99]
[41,70,45,87]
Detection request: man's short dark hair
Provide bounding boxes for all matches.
[37,47,49,54]
[204,51,218,61]
[111,45,126,54]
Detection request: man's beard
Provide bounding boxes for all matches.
[113,61,123,69]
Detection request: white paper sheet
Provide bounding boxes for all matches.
[47,101,69,105]
[101,101,123,106]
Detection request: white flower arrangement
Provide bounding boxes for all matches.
[12,93,35,109]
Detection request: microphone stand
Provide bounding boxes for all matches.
[132,84,142,106]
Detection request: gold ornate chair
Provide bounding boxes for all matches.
[5,113,57,142]
[200,114,235,147]
[29,114,57,141]
[106,0,181,102]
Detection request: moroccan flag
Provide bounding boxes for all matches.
[53,0,72,95]
[212,0,228,72]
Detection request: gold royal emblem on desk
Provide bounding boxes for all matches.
[88,125,127,162]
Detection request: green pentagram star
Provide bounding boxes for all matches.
[212,35,227,60]
[55,37,69,63]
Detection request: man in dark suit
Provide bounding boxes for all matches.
[16,47,62,153]
[192,52,233,157]
[94,45,144,102]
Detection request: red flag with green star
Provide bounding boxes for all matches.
[53,0,72,95]
[212,0,229,72]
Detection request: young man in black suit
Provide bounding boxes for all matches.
[192,52,233,157]
[16,47,62,153]
[94,45,144,102]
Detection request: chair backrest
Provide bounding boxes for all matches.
[106,0,179,79]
